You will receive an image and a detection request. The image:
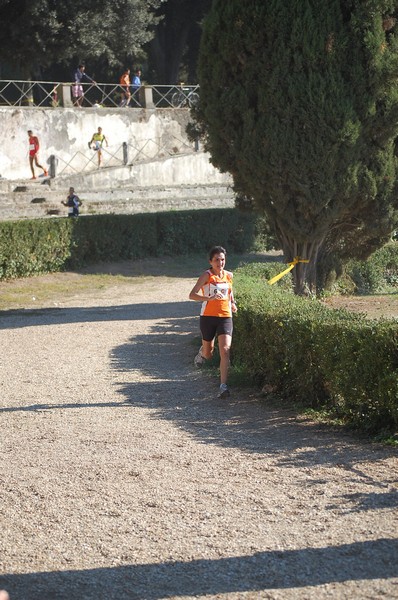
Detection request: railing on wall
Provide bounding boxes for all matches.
[52,133,198,177]
[0,80,200,109]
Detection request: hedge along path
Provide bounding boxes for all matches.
[0,259,397,600]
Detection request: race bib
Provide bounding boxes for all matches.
[210,283,229,299]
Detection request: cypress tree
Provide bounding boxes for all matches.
[195,0,398,294]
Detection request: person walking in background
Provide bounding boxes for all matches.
[88,127,108,167]
[72,64,96,107]
[131,68,142,105]
[27,130,48,179]
[62,187,81,217]
[119,68,131,107]
[189,245,238,399]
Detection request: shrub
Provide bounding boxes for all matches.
[342,242,398,293]
[0,219,73,279]
[233,264,398,433]
[0,209,273,280]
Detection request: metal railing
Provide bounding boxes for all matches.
[0,80,59,107]
[0,80,199,109]
[53,133,197,177]
[151,85,200,108]
[54,145,125,176]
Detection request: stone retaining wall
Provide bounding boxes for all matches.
[0,106,207,181]
[0,107,234,219]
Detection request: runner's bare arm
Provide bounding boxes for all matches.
[189,272,223,301]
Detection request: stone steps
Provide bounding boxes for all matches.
[0,182,235,220]
[0,152,235,220]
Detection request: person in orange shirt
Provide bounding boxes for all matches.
[189,245,237,398]
[27,130,48,179]
[119,68,131,107]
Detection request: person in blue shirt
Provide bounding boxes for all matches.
[131,68,142,105]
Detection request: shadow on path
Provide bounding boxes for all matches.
[1,296,397,501]
[1,539,397,600]
[107,310,398,524]
[0,301,196,330]
[1,274,397,600]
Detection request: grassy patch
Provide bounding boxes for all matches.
[0,251,279,311]
[0,272,137,310]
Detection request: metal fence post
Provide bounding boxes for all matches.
[49,155,57,178]
[122,142,128,165]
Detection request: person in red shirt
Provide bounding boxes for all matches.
[27,130,48,179]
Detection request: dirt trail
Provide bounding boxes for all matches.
[0,265,397,600]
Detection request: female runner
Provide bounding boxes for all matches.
[189,246,237,398]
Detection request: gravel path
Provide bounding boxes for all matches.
[0,272,397,600]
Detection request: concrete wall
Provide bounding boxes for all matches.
[47,153,231,191]
[0,106,231,185]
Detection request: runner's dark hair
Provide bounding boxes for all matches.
[208,246,226,260]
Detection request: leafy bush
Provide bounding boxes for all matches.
[233,264,398,433]
[0,219,73,279]
[0,209,273,280]
[341,242,398,293]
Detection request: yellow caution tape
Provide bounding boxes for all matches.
[268,256,309,285]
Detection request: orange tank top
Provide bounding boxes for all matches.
[200,270,233,317]
[120,73,130,87]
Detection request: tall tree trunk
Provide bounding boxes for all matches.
[275,221,324,295]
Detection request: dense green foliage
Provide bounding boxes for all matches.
[344,241,398,293]
[195,0,398,294]
[149,0,211,83]
[0,209,269,279]
[328,240,398,293]
[0,0,213,83]
[0,0,162,79]
[233,263,398,434]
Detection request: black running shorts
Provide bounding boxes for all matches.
[200,316,233,341]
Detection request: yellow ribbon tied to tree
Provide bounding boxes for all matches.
[268,256,309,285]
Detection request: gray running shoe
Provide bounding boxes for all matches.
[194,347,206,367]
[218,383,230,399]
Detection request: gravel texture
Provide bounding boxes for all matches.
[0,269,397,600]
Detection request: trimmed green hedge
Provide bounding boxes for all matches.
[233,263,398,433]
[0,209,272,279]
